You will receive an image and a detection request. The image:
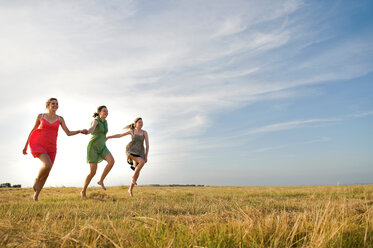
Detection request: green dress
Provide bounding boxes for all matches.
[87,117,110,163]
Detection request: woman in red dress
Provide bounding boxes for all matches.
[23,98,87,201]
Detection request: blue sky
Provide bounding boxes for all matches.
[0,0,372,187]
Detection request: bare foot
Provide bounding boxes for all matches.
[97,181,106,190]
[128,188,133,197]
[80,191,86,199]
[33,179,39,192]
[32,192,38,201]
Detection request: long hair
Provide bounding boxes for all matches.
[124,117,142,130]
[93,105,107,118]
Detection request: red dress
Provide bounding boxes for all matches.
[29,114,60,164]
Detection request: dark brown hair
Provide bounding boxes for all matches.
[93,105,107,118]
[46,98,58,108]
[124,117,142,130]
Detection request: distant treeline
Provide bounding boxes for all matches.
[147,184,205,187]
[0,183,21,188]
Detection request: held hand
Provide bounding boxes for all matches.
[82,129,89,135]
[23,147,27,155]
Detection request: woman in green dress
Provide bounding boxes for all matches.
[81,105,115,198]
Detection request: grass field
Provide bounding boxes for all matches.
[0,185,372,247]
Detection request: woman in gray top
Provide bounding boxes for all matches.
[106,117,149,197]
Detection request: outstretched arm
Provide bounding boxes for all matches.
[23,114,42,154]
[144,131,149,163]
[106,131,131,141]
[60,116,85,136]
[86,120,98,134]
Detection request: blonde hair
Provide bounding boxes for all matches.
[124,117,142,130]
[46,98,58,108]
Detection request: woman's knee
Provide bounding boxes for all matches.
[132,156,144,165]
[105,153,115,165]
[89,170,97,177]
[89,165,97,176]
[43,162,53,171]
[39,154,53,168]
[136,161,145,169]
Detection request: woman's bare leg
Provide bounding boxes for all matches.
[81,163,97,198]
[97,153,115,190]
[132,158,145,184]
[128,160,137,197]
[132,160,138,185]
[128,156,145,197]
[33,154,53,201]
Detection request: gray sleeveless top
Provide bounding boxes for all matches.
[126,130,145,159]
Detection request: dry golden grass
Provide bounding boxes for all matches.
[0,185,372,247]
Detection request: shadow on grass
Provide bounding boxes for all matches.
[88,192,118,202]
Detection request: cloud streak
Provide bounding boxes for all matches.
[245,119,339,135]
[252,137,331,153]
[244,111,373,136]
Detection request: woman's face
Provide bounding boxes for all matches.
[135,119,143,129]
[99,107,108,119]
[48,100,59,111]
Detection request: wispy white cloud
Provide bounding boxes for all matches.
[350,111,373,118]
[204,67,260,80]
[252,137,331,153]
[245,119,339,135]
[243,110,373,136]
[212,17,247,38]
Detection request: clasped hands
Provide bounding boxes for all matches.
[80,129,89,135]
